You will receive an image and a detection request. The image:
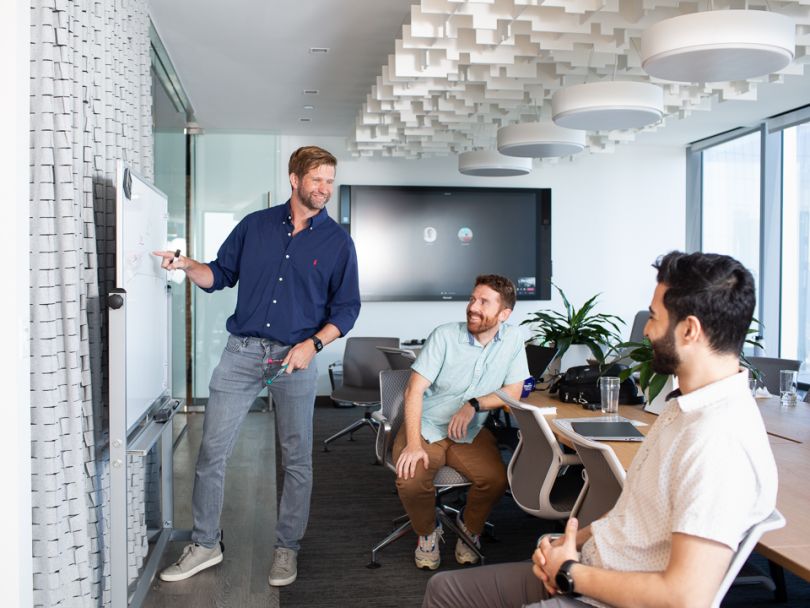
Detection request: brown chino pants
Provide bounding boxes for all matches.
[392,427,507,536]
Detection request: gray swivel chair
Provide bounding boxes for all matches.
[377,346,417,370]
[711,510,785,607]
[748,356,801,394]
[369,369,485,568]
[629,310,650,343]
[553,422,626,527]
[497,391,584,521]
[323,337,399,450]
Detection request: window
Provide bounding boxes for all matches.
[701,131,761,289]
[780,122,810,372]
[689,106,810,382]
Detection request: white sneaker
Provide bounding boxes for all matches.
[268,547,298,586]
[415,524,444,570]
[159,543,223,581]
[454,514,481,565]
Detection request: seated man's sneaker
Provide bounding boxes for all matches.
[159,543,223,581]
[454,514,481,565]
[415,524,444,570]
[268,547,298,586]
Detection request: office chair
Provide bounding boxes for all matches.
[368,369,486,568]
[377,346,416,370]
[553,422,626,528]
[628,310,650,343]
[747,356,801,394]
[497,392,584,521]
[323,337,399,450]
[711,510,786,608]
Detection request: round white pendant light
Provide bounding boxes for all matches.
[497,122,587,158]
[641,10,795,83]
[458,150,532,176]
[551,81,664,131]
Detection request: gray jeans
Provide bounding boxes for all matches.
[191,334,318,552]
[423,562,591,608]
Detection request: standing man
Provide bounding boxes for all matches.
[154,146,360,587]
[423,251,778,608]
[396,274,529,570]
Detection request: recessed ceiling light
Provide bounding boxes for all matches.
[299,117,311,123]
[303,89,319,95]
[303,105,315,110]
[309,47,329,54]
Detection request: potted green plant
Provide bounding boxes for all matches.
[521,284,625,374]
[610,320,765,407]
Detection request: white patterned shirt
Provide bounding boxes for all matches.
[578,370,778,607]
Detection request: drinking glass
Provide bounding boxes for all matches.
[779,370,798,406]
[598,376,620,415]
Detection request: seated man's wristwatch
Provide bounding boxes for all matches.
[468,397,481,412]
[555,559,581,597]
[310,336,323,352]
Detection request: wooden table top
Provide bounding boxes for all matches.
[521,391,656,470]
[754,397,810,444]
[519,389,810,582]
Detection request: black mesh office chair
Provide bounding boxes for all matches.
[323,337,399,450]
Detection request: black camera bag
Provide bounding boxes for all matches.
[552,363,642,405]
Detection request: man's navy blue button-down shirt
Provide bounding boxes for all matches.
[202,201,361,345]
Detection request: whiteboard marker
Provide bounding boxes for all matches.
[172,249,181,264]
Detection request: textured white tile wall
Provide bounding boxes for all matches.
[30,0,152,605]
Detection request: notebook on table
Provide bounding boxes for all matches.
[569,420,645,442]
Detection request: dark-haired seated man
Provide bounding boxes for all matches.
[424,251,778,608]
[395,274,529,570]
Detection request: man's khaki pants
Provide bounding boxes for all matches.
[392,427,507,536]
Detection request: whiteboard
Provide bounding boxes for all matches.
[115,161,170,432]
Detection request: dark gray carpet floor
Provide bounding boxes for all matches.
[280,400,810,608]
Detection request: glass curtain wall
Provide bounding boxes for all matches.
[781,123,810,371]
[701,131,762,290]
[692,108,810,382]
[192,133,280,399]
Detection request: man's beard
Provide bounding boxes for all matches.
[466,311,499,335]
[651,327,680,375]
[298,186,329,211]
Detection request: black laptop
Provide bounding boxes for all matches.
[570,420,645,441]
[526,345,557,380]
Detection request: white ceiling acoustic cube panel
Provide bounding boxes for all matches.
[351,1,809,158]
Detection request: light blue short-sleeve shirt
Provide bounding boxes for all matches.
[411,322,530,444]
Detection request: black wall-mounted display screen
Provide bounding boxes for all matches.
[339,185,552,302]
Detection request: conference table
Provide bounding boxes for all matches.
[522,390,810,585]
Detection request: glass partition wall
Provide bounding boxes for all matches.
[150,27,283,409]
[152,48,189,402]
[191,133,280,402]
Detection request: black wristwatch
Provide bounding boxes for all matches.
[310,336,323,352]
[555,559,581,596]
[468,397,481,413]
